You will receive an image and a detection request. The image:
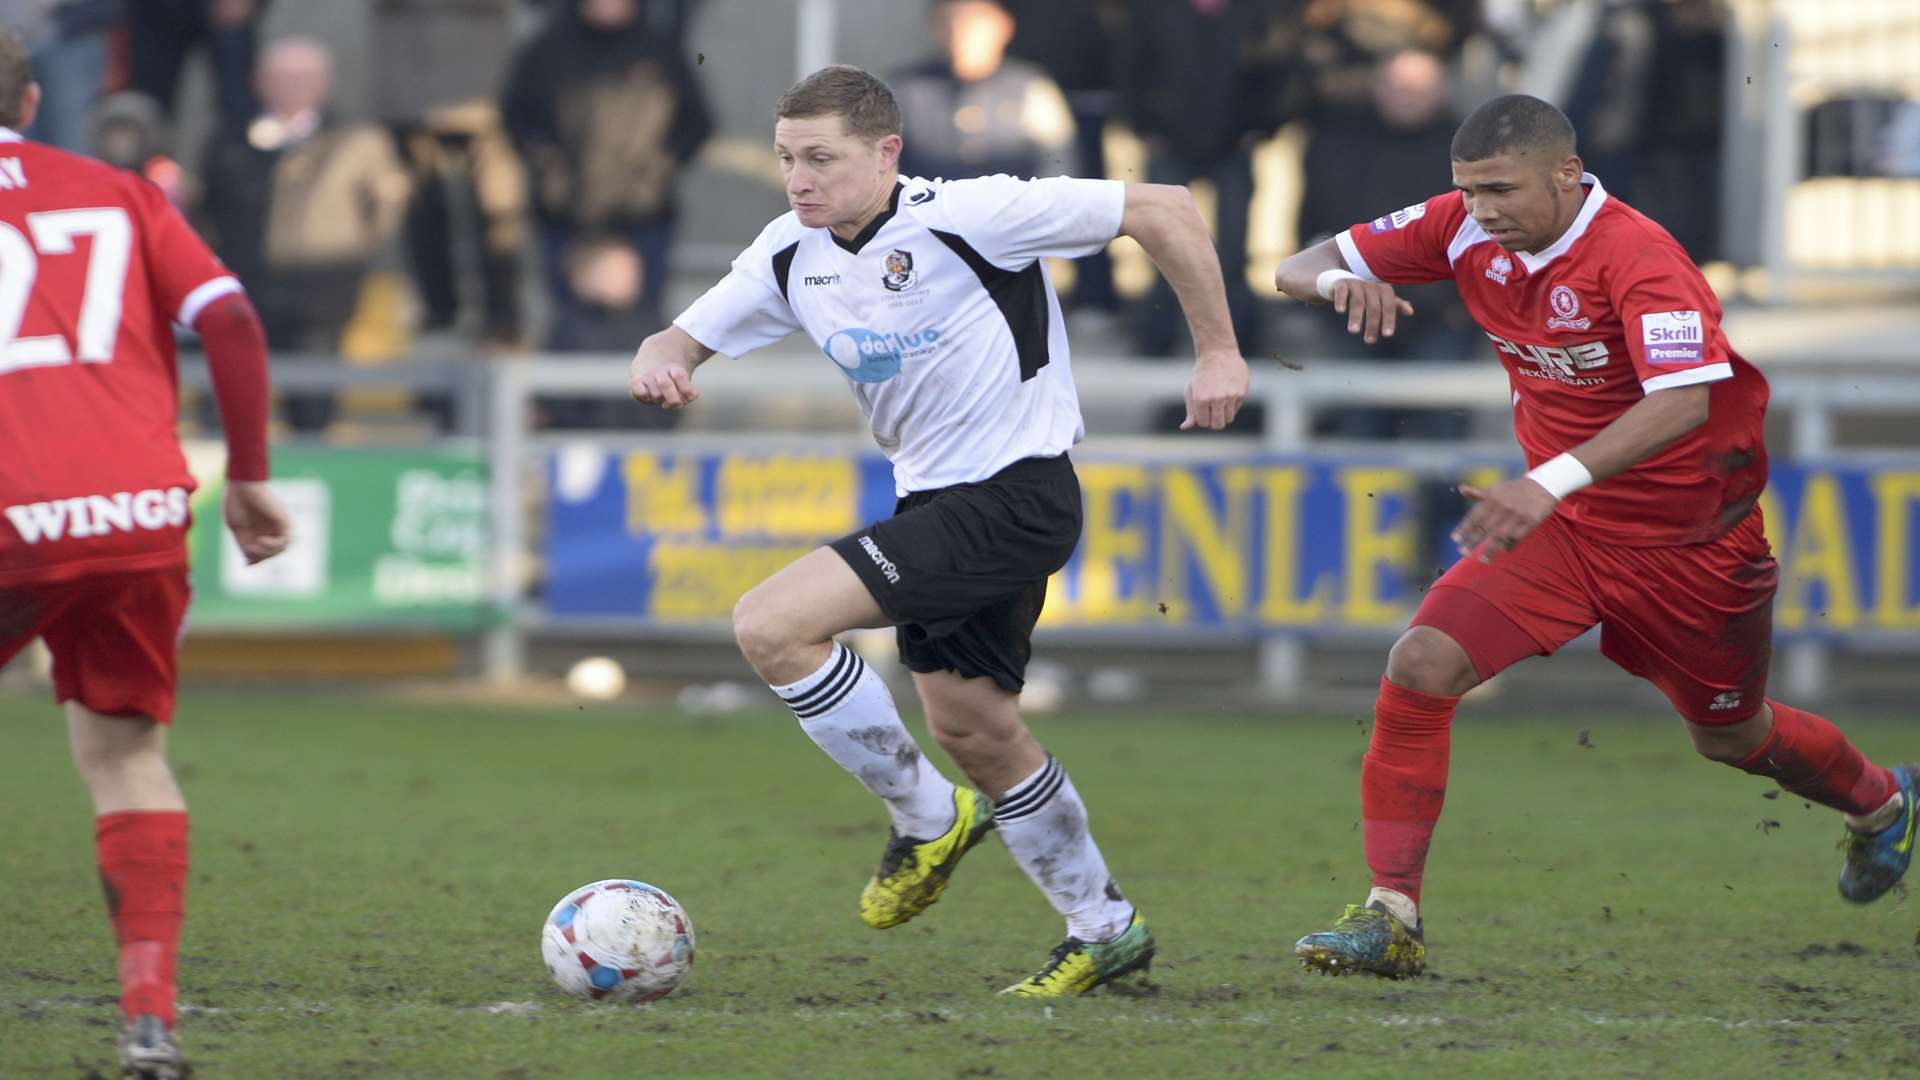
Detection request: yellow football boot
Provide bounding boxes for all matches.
[1294,901,1427,978]
[858,787,995,929]
[1001,911,1156,998]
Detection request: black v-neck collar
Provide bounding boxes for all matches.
[831,181,903,254]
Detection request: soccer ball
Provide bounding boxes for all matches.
[541,880,695,1002]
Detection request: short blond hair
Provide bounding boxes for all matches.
[775,65,900,141]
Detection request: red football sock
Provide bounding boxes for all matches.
[1734,701,1896,817]
[1362,677,1458,908]
[96,811,189,1026]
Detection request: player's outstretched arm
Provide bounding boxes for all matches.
[195,292,292,564]
[1273,238,1415,345]
[628,324,717,410]
[1116,182,1248,430]
[1453,384,1711,562]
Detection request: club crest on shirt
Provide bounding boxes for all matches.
[881,248,919,292]
[1485,253,1512,286]
[1546,284,1591,330]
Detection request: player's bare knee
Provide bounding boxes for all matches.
[70,729,168,789]
[1385,627,1479,697]
[927,708,1021,759]
[730,590,788,674]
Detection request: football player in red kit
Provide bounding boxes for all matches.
[1273,94,1914,978]
[0,32,290,1075]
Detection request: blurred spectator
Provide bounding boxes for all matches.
[1627,0,1727,262]
[1555,1,1656,206]
[538,235,679,429]
[0,0,120,151]
[1507,0,1726,262]
[520,0,702,49]
[892,0,1076,183]
[1004,0,1123,312]
[1296,48,1476,438]
[1299,0,1476,116]
[90,90,188,207]
[369,0,527,347]
[503,0,712,351]
[1118,0,1303,357]
[129,0,265,129]
[200,37,410,433]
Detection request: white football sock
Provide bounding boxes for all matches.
[1367,886,1419,929]
[1845,789,1905,834]
[995,755,1134,942]
[772,642,956,839]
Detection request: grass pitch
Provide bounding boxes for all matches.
[2,688,1917,1078]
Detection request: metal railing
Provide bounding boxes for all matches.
[469,352,1920,700]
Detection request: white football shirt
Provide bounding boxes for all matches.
[674,174,1124,495]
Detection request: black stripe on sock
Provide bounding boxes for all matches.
[793,655,867,719]
[780,645,852,710]
[994,757,1064,822]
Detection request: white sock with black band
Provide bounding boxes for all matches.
[995,755,1135,942]
[772,642,957,839]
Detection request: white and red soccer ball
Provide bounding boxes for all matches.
[541,880,695,1002]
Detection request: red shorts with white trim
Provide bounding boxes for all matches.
[1411,509,1776,724]
[0,567,191,724]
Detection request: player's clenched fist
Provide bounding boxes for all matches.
[224,480,293,565]
[629,359,700,409]
[1327,277,1416,346]
[1181,351,1250,431]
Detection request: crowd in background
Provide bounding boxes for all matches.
[9,0,1873,439]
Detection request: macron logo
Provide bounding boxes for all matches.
[5,487,189,544]
[857,535,900,584]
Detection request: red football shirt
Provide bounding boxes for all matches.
[0,131,243,586]
[1337,174,1769,546]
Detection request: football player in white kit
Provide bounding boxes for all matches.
[629,65,1249,996]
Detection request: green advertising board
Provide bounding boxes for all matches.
[185,446,490,629]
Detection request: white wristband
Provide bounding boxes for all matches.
[1315,268,1362,300]
[1525,452,1594,500]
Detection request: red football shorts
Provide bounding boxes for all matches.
[0,568,191,725]
[1412,509,1776,724]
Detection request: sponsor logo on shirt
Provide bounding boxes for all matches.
[1546,284,1592,331]
[881,248,919,292]
[1487,333,1611,387]
[5,487,189,544]
[802,273,840,286]
[1369,203,1427,233]
[858,535,901,584]
[1642,309,1704,365]
[905,188,935,206]
[1486,253,1512,286]
[822,326,943,383]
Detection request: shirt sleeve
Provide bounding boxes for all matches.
[672,223,805,357]
[132,178,242,326]
[924,174,1124,267]
[1334,191,1465,286]
[1608,243,1731,394]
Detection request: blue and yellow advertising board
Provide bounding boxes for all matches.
[545,449,1920,640]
